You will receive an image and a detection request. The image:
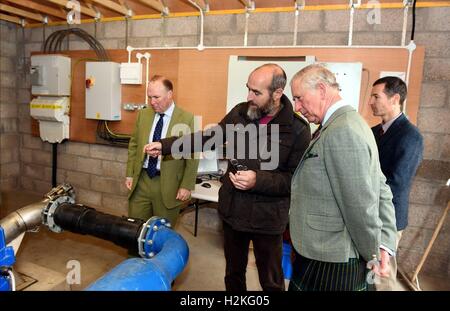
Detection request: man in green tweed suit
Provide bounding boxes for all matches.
[288,64,397,291]
[125,75,199,226]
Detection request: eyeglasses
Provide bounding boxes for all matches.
[230,159,248,171]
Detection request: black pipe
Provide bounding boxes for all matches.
[53,203,145,254]
[52,143,57,187]
[411,0,417,41]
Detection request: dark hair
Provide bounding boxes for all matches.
[373,76,407,106]
[150,75,173,92]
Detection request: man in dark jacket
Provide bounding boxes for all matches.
[369,76,423,290]
[144,64,311,291]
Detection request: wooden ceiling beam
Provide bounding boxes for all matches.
[137,0,168,15]
[0,12,23,25]
[0,3,43,22]
[44,0,98,18]
[239,0,255,10]
[90,0,130,16]
[5,0,66,20]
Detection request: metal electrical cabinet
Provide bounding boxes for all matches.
[85,62,121,121]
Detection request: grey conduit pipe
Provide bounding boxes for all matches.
[0,200,49,245]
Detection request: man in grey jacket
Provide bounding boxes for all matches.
[288,64,397,291]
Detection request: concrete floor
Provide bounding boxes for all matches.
[1,190,448,291]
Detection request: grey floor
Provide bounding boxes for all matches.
[1,190,448,291]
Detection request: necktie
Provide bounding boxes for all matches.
[312,124,322,140]
[379,127,384,136]
[146,113,164,178]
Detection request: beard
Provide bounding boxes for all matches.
[247,97,275,121]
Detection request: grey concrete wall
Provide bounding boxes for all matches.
[1,7,449,279]
[0,21,19,191]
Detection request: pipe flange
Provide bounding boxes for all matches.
[137,216,171,258]
[42,195,75,233]
[44,183,75,202]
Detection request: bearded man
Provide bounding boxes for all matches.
[143,64,311,291]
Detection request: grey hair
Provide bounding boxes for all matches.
[291,63,340,90]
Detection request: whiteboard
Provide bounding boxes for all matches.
[226,56,363,113]
[325,62,363,111]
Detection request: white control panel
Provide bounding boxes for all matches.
[85,61,121,121]
[120,62,143,84]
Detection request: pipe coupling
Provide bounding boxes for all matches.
[41,184,76,233]
[137,217,171,258]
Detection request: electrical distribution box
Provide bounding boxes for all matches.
[30,55,71,96]
[30,96,70,143]
[120,63,143,84]
[85,62,121,121]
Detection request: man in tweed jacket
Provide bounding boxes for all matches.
[288,64,397,291]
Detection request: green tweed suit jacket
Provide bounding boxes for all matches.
[126,105,199,209]
[290,105,397,263]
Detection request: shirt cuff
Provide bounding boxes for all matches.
[380,245,396,257]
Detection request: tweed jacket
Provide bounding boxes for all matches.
[290,105,397,263]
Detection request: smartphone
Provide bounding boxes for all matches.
[229,159,247,174]
[229,159,238,174]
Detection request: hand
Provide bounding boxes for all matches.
[229,170,256,190]
[370,249,391,278]
[125,177,133,190]
[176,188,191,201]
[378,249,391,277]
[143,142,162,157]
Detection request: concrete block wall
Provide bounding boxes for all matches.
[405,7,450,281]
[1,6,448,279]
[0,21,19,191]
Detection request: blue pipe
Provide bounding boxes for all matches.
[282,241,292,280]
[86,218,189,291]
[0,227,15,291]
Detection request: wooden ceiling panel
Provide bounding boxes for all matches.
[125,0,161,15]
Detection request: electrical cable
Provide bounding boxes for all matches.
[411,0,417,40]
[104,121,131,139]
[96,121,130,147]
[42,28,130,146]
[43,28,109,61]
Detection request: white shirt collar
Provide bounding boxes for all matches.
[160,101,175,118]
[382,112,402,133]
[322,99,350,125]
